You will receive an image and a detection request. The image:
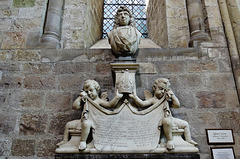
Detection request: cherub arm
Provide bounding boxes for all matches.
[129,91,153,107]
[166,89,180,108]
[100,89,123,108]
[72,91,87,110]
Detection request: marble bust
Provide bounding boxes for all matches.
[107,6,142,57]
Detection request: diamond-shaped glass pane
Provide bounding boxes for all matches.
[103,0,148,38]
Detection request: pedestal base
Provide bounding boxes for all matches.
[55,153,200,159]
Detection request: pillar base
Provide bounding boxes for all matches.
[189,31,211,47]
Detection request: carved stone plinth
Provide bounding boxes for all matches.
[111,63,139,94]
[55,153,200,159]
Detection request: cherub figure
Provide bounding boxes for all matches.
[72,80,123,150]
[57,80,123,150]
[129,78,197,150]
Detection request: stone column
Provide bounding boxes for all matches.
[218,0,240,99]
[186,0,210,46]
[40,0,64,48]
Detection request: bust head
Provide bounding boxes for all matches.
[114,6,135,28]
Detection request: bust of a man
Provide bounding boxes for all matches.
[107,6,142,57]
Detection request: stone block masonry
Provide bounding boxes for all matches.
[0,46,239,158]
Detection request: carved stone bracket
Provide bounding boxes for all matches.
[110,63,139,94]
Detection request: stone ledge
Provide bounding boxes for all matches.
[55,153,200,159]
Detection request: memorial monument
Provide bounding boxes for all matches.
[55,6,199,155]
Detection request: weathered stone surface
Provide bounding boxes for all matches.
[0,141,4,156]
[196,91,227,108]
[24,75,56,90]
[156,62,186,74]
[0,62,20,73]
[206,73,235,89]
[37,139,58,157]
[0,18,11,31]
[147,0,168,48]
[11,139,35,156]
[45,92,72,111]
[138,63,157,74]
[13,0,36,8]
[175,89,196,108]
[1,32,26,49]
[49,112,80,135]
[178,74,203,88]
[187,61,218,72]
[58,75,85,91]
[189,112,218,135]
[218,111,240,132]
[95,63,112,75]
[53,63,92,75]
[12,50,41,61]
[22,62,52,74]
[20,113,48,135]
[0,112,17,134]
[0,74,22,89]
[19,91,44,108]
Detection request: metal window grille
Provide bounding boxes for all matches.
[102,0,148,39]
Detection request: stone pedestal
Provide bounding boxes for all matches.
[110,63,139,94]
[55,153,200,159]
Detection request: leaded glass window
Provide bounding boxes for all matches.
[103,0,148,38]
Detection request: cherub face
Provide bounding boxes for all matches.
[154,86,165,99]
[154,79,170,99]
[83,84,98,100]
[118,11,130,26]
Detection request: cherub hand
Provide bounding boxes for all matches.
[80,90,87,97]
[116,89,123,99]
[166,89,174,101]
[129,90,137,99]
[80,91,88,101]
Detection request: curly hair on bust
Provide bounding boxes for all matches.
[113,6,136,28]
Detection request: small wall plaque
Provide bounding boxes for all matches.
[206,129,234,144]
[211,147,236,159]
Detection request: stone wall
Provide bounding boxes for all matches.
[0,0,45,49]
[147,0,168,48]
[147,0,190,48]
[0,0,240,159]
[61,0,104,49]
[0,46,239,159]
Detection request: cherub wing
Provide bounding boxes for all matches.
[144,90,153,100]
[100,92,108,101]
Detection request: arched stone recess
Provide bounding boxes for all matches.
[147,0,210,48]
[60,0,104,49]
[39,0,216,49]
[39,0,104,49]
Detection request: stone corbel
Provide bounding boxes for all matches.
[186,0,211,46]
[40,0,64,48]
